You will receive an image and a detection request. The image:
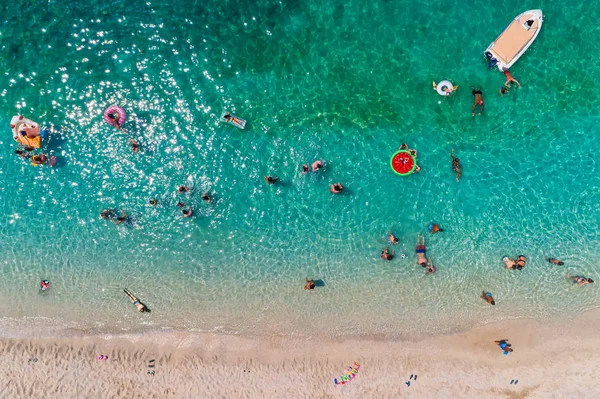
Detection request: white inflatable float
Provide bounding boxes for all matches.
[10,115,46,149]
[432,80,458,96]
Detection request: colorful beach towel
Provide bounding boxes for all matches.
[334,362,360,385]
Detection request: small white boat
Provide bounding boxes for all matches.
[484,10,543,71]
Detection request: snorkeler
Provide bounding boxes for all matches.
[178,185,189,194]
[304,278,316,290]
[312,160,324,172]
[503,68,521,88]
[123,288,149,312]
[177,202,193,218]
[129,139,140,153]
[471,87,484,116]
[451,149,462,182]
[571,276,594,287]
[381,247,395,261]
[264,176,279,185]
[330,182,344,194]
[387,232,399,245]
[415,235,427,267]
[108,112,123,130]
[547,258,564,266]
[481,291,495,305]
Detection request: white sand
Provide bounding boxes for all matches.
[1,310,599,398]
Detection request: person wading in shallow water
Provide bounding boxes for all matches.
[123,288,150,312]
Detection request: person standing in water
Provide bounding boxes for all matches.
[330,182,344,194]
[451,149,462,182]
[471,87,484,116]
[123,288,149,312]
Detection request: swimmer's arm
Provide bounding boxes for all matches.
[514,79,521,87]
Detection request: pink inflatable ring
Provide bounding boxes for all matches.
[104,106,127,128]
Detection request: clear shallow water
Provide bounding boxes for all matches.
[0,0,598,339]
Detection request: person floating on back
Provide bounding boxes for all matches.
[264,176,279,185]
[471,87,484,116]
[481,291,495,305]
[330,182,344,194]
[123,288,149,312]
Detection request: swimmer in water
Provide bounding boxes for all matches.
[108,113,122,130]
[451,149,462,182]
[302,164,309,174]
[129,139,140,153]
[398,143,409,151]
[264,176,279,185]
[178,185,189,194]
[31,154,48,165]
[312,160,324,172]
[113,212,128,225]
[503,67,521,88]
[149,198,157,206]
[15,149,31,158]
[415,234,427,267]
[387,232,399,245]
[547,258,564,266]
[500,87,509,96]
[304,278,316,290]
[429,223,443,234]
[330,182,344,194]
[40,280,50,292]
[123,288,149,312]
[571,276,594,287]
[177,202,193,218]
[223,113,244,126]
[381,247,395,261]
[100,209,116,220]
[481,291,495,305]
[471,86,484,116]
[425,258,436,274]
[202,191,211,203]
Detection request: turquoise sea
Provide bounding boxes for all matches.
[0,0,598,339]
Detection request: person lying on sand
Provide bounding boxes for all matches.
[415,235,427,266]
[481,291,495,305]
[123,288,149,312]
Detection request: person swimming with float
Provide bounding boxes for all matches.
[223,113,244,126]
[108,112,123,130]
[415,234,427,267]
[471,87,484,116]
[123,288,149,312]
[481,291,495,305]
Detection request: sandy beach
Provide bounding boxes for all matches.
[1,309,598,399]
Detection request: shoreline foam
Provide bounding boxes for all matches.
[2,309,599,398]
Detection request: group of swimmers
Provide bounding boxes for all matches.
[470,68,521,116]
[381,227,442,275]
[264,159,346,194]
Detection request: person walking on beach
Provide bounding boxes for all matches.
[495,339,513,354]
[571,276,594,287]
[330,182,344,194]
[123,288,149,312]
[548,258,564,266]
[471,87,484,116]
[481,291,495,305]
[503,68,521,88]
[415,235,427,267]
[304,278,316,290]
[451,149,462,182]
[100,209,128,224]
[264,176,279,184]
[381,247,395,260]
